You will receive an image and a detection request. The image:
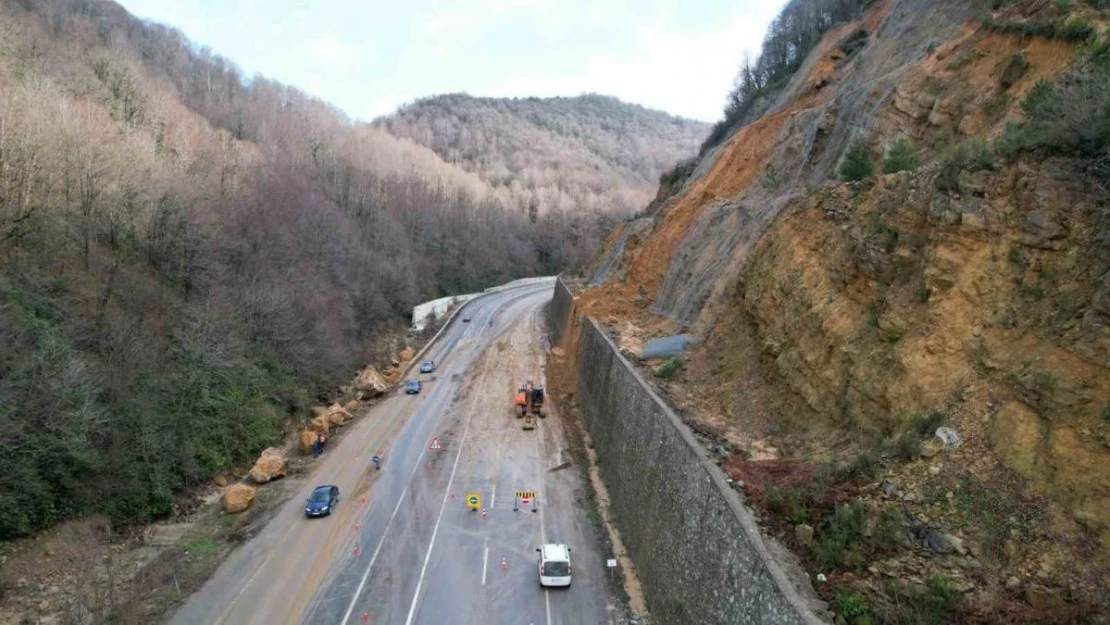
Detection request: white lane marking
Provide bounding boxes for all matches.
[338,439,432,625]
[482,545,489,586]
[536,430,552,625]
[403,404,475,625]
[490,484,497,509]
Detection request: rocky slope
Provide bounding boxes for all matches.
[572,0,1110,621]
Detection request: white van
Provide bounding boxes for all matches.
[536,543,572,587]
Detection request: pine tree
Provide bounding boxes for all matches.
[839,141,874,182]
[882,137,919,174]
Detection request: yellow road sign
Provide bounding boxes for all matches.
[466,492,482,510]
[515,491,536,500]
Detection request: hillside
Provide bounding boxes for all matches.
[0,0,692,547]
[569,0,1110,622]
[378,93,708,221]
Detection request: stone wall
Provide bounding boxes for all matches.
[565,290,824,624]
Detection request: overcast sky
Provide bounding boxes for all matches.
[118,0,785,122]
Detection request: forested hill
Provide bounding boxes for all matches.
[378,93,709,218]
[0,0,696,539]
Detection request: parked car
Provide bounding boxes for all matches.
[305,485,339,517]
[419,360,436,373]
[536,543,572,587]
[405,380,422,394]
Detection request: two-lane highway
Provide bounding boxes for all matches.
[170,279,623,625]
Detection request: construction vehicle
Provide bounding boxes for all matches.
[515,380,545,430]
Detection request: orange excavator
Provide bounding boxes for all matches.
[515,380,545,430]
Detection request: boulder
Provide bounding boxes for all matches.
[309,415,331,436]
[299,430,319,454]
[354,366,389,398]
[214,475,228,487]
[248,448,286,484]
[322,403,352,427]
[223,484,256,514]
[795,524,815,547]
[344,399,360,413]
[399,346,415,363]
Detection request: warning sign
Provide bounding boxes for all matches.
[515,491,536,501]
[429,437,444,452]
[465,492,482,510]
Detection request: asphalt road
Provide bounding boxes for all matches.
[169,280,622,625]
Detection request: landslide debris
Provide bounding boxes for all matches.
[248,448,287,484]
[223,484,256,514]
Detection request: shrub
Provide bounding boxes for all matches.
[936,139,993,191]
[1009,50,1110,185]
[767,486,813,526]
[889,432,922,461]
[1054,0,1072,14]
[660,157,696,186]
[653,358,682,379]
[840,141,875,182]
[909,410,945,437]
[816,502,868,569]
[761,165,783,190]
[874,575,962,625]
[1059,17,1096,42]
[833,589,871,623]
[840,449,880,480]
[882,137,920,174]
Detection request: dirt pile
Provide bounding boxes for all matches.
[223,484,256,514]
[248,448,287,484]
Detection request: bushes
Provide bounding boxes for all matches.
[840,141,875,181]
[816,502,868,569]
[909,410,945,437]
[653,358,683,379]
[936,139,994,191]
[999,50,1110,185]
[833,589,871,623]
[1059,17,1096,42]
[0,275,307,538]
[882,137,919,174]
[874,575,962,625]
[660,157,697,186]
[833,576,962,625]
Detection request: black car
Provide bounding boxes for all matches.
[305,485,339,517]
[462,315,472,322]
[405,380,422,394]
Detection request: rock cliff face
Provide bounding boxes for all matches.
[572,0,1110,618]
[738,162,1109,535]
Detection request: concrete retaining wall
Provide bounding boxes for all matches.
[548,275,574,344]
[559,278,823,625]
